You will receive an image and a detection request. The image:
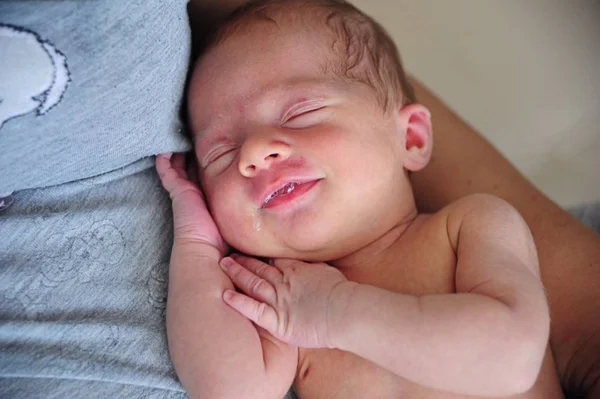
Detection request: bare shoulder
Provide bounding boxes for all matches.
[436,193,524,239]
[437,194,540,278]
[408,194,516,245]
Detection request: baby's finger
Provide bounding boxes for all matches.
[155,153,173,173]
[270,258,305,273]
[156,154,180,192]
[156,154,203,198]
[220,257,277,304]
[222,290,280,338]
[171,153,188,176]
[231,254,283,284]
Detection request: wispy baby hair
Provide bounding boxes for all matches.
[204,0,415,111]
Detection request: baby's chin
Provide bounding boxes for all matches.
[225,233,350,263]
[220,212,361,261]
[235,249,333,263]
[228,241,320,261]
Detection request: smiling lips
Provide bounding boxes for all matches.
[263,182,299,206]
[260,179,321,209]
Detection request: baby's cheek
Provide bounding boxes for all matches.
[222,222,260,256]
[210,200,250,247]
[207,180,272,255]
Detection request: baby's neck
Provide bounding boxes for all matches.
[331,206,420,273]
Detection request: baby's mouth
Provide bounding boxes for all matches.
[262,182,298,208]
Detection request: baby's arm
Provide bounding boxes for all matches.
[157,154,296,399]
[168,250,296,399]
[327,194,550,396]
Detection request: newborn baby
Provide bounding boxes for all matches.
[157,1,563,398]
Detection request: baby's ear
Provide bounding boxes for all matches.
[397,104,433,172]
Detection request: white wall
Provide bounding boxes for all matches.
[354,0,600,206]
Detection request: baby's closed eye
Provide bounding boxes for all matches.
[203,145,239,168]
[283,105,332,129]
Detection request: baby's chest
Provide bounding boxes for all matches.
[296,239,560,399]
[350,229,458,297]
[295,219,561,399]
[295,224,460,396]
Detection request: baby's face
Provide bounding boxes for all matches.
[188,25,417,261]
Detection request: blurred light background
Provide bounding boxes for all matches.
[354,0,600,207]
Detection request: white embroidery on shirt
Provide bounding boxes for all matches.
[0,24,70,130]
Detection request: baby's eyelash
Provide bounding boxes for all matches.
[283,106,332,129]
[281,100,325,123]
[285,106,326,122]
[204,146,237,167]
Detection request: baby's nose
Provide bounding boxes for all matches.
[238,138,291,177]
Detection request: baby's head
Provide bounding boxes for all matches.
[188,0,433,261]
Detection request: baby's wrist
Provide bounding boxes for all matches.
[171,240,222,265]
[326,281,360,350]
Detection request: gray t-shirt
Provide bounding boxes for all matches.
[0,0,192,194]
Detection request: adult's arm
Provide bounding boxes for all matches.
[410,78,600,397]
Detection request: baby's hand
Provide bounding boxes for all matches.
[219,255,352,349]
[156,153,227,257]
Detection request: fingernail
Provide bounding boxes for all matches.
[223,290,235,301]
[220,257,232,270]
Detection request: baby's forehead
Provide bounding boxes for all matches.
[200,19,333,69]
[213,2,333,39]
[192,79,336,140]
[189,28,339,116]
[208,5,341,60]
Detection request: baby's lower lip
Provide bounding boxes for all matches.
[261,180,321,209]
